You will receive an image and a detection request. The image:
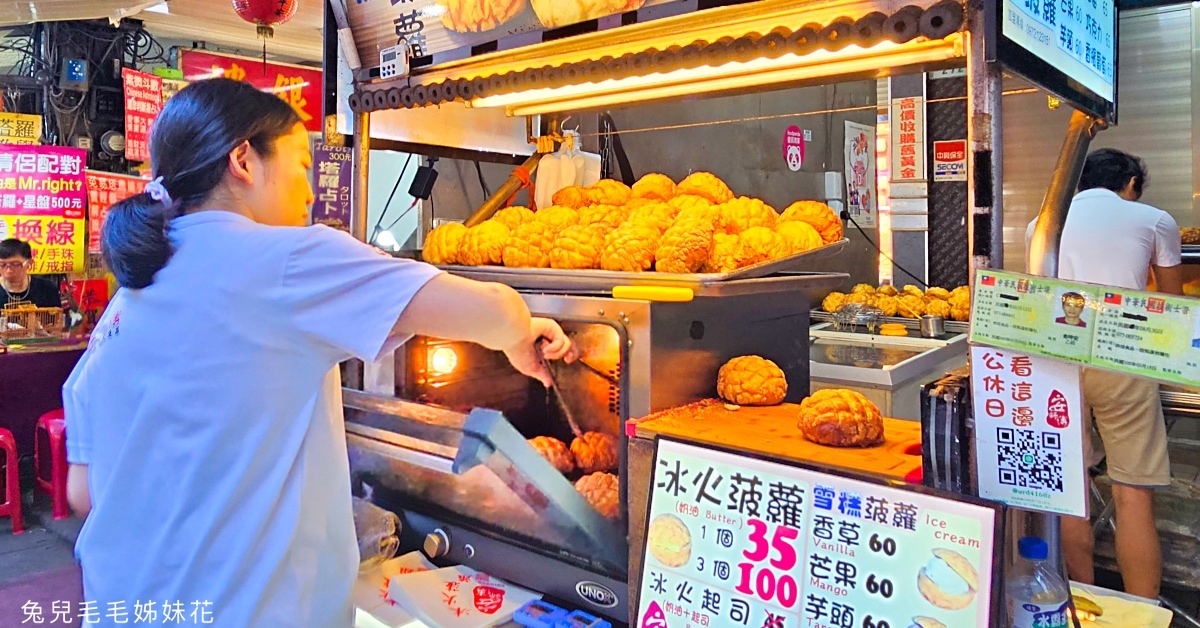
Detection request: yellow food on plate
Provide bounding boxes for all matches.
[875,294,899,317]
[822,291,847,313]
[897,294,926,318]
[779,200,843,243]
[531,0,646,29]
[850,283,875,295]
[718,355,788,406]
[775,221,823,255]
[901,285,924,299]
[667,194,715,216]
[631,173,676,201]
[877,285,899,297]
[655,217,715,273]
[422,222,467,265]
[437,0,526,32]
[490,205,535,230]
[574,472,620,520]
[627,201,677,233]
[551,185,591,209]
[715,197,778,234]
[571,432,619,474]
[648,514,692,567]
[502,220,556,268]
[533,205,579,233]
[948,286,970,308]
[458,221,511,266]
[797,388,885,447]
[676,172,734,204]
[733,226,789,268]
[528,435,574,474]
[700,233,739,274]
[925,299,952,319]
[586,179,632,206]
[844,292,875,307]
[550,224,607,270]
[925,286,951,301]
[950,301,970,322]
[600,224,661,272]
[578,203,629,228]
[879,323,908,337]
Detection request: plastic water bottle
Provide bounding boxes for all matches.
[1007,537,1070,628]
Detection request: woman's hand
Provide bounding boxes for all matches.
[502,317,577,387]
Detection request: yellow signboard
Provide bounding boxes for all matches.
[0,112,43,145]
[0,215,85,273]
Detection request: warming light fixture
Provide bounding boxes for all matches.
[428,346,459,376]
[466,34,964,117]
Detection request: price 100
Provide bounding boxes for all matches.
[736,520,801,608]
[735,562,798,608]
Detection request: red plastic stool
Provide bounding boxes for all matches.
[35,409,69,521]
[0,427,22,534]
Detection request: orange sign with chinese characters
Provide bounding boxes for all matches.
[86,171,147,254]
[179,49,321,132]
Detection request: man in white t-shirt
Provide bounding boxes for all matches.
[1026,148,1182,599]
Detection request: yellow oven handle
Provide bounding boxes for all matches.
[611,286,694,302]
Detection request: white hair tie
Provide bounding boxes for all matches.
[146,177,172,205]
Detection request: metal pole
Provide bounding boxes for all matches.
[351,110,371,243]
[1027,109,1105,277]
[966,20,1004,274]
[463,152,544,227]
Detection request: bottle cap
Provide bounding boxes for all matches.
[1018,536,1049,560]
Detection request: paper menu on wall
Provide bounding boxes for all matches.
[636,438,1001,628]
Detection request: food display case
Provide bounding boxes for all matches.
[806,323,969,421]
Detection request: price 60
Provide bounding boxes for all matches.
[861,616,890,628]
[869,533,897,556]
[866,574,894,598]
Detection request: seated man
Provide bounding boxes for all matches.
[1,238,66,308]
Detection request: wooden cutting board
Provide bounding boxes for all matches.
[628,401,922,481]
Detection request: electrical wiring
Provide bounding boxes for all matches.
[842,210,929,289]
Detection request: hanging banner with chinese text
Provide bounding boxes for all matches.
[637,438,1001,628]
[67,278,110,333]
[0,145,86,274]
[122,68,163,163]
[86,171,147,254]
[0,113,42,145]
[844,120,877,228]
[179,49,322,133]
[890,97,925,181]
[970,347,1087,517]
[311,144,352,233]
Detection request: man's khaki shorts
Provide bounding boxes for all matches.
[1082,368,1171,488]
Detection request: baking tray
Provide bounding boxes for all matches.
[811,310,970,334]
[438,238,849,290]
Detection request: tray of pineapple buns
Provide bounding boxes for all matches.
[422,172,849,290]
[626,355,923,481]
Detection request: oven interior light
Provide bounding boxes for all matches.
[429,346,459,376]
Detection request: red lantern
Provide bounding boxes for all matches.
[232,0,299,39]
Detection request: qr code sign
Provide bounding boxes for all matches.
[996,427,1064,492]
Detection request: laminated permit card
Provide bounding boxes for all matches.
[387,565,541,627]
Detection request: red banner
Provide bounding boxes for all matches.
[122,68,163,163]
[68,278,111,333]
[179,49,322,132]
[86,171,147,254]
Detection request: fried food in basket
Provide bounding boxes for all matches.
[949,286,970,306]
[822,291,848,313]
[667,194,715,215]
[718,355,788,406]
[532,0,645,29]
[437,0,526,32]
[950,301,970,322]
[627,201,677,233]
[901,285,925,299]
[655,217,715,273]
[578,203,629,228]
[700,233,739,274]
[850,283,876,295]
[925,299,952,319]
[733,227,789,267]
[797,389,885,447]
[780,200,843,244]
[631,173,676,201]
[550,225,607,270]
[585,179,632,206]
[502,221,556,268]
[877,285,899,297]
[458,221,511,266]
[924,286,951,301]
[490,205,535,231]
[600,224,661,272]
[571,432,619,474]
[528,436,574,474]
[775,221,823,255]
[533,205,579,233]
[422,222,467,265]
[716,197,778,235]
[844,292,875,307]
[551,185,590,209]
[574,472,620,520]
[897,294,926,318]
[874,295,899,317]
[676,172,733,204]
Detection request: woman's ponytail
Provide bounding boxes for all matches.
[101,192,177,289]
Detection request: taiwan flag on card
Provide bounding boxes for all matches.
[981,275,995,286]
[1104,292,1123,305]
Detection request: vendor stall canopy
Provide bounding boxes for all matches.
[0,1,324,61]
[351,0,967,116]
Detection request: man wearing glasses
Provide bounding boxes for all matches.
[1,238,65,308]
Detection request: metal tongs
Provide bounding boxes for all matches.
[537,338,584,439]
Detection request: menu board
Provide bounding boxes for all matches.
[1001,0,1115,102]
[971,269,1200,388]
[970,347,1088,517]
[311,144,352,233]
[637,439,1000,628]
[970,270,1100,363]
[122,68,163,163]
